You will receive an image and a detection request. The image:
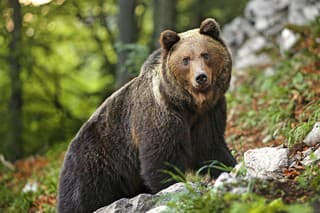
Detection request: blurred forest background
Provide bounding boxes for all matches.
[0,0,247,161]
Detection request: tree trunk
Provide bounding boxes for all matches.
[7,0,23,160]
[151,0,177,50]
[116,0,138,88]
[189,0,203,28]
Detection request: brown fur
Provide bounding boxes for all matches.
[166,30,230,111]
[57,18,236,213]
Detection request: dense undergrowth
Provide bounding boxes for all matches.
[0,143,66,212]
[0,19,319,212]
[227,21,320,157]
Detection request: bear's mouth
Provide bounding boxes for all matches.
[193,84,212,94]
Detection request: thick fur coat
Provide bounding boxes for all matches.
[58,18,236,213]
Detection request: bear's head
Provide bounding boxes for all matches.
[159,18,232,111]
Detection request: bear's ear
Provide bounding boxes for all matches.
[199,18,221,39]
[160,30,180,52]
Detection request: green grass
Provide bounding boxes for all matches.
[161,158,319,213]
[164,176,313,213]
[158,159,317,212]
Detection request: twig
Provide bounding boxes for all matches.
[0,154,15,171]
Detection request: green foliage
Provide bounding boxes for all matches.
[161,163,188,184]
[160,162,312,213]
[1,0,117,158]
[0,0,248,160]
[165,182,312,213]
[0,144,64,212]
[196,160,233,176]
[229,196,312,213]
[0,169,30,212]
[166,183,227,213]
[297,164,320,192]
[0,189,32,213]
[176,0,248,30]
[115,42,149,75]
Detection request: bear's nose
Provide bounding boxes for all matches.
[195,73,208,85]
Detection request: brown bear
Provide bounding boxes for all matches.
[58,18,236,213]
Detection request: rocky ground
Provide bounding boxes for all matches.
[222,0,320,71]
[94,123,320,213]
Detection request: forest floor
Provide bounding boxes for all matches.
[0,21,320,213]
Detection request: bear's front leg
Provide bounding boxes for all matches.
[138,117,193,193]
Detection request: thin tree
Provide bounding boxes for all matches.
[116,0,138,88]
[150,0,177,50]
[7,0,23,160]
[189,0,203,28]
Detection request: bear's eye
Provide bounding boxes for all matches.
[182,57,190,66]
[202,53,209,60]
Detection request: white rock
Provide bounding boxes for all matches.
[233,35,273,70]
[245,0,289,19]
[95,194,155,213]
[303,5,320,21]
[230,187,248,194]
[214,172,248,194]
[223,0,320,71]
[22,181,38,193]
[95,183,187,213]
[214,172,237,188]
[157,182,187,195]
[244,147,289,179]
[302,147,320,166]
[235,53,271,70]
[255,18,269,31]
[244,0,289,35]
[303,122,320,146]
[289,0,320,25]
[237,36,268,57]
[278,28,299,53]
[146,205,168,213]
[130,194,156,212]
[256,14,288,35]
[222,17,257,55]
[264,67,276,77]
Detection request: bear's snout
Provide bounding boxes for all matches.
[195,72,208,85]
[193,69,211,92]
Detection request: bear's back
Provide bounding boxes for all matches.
[140,49,161,76]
